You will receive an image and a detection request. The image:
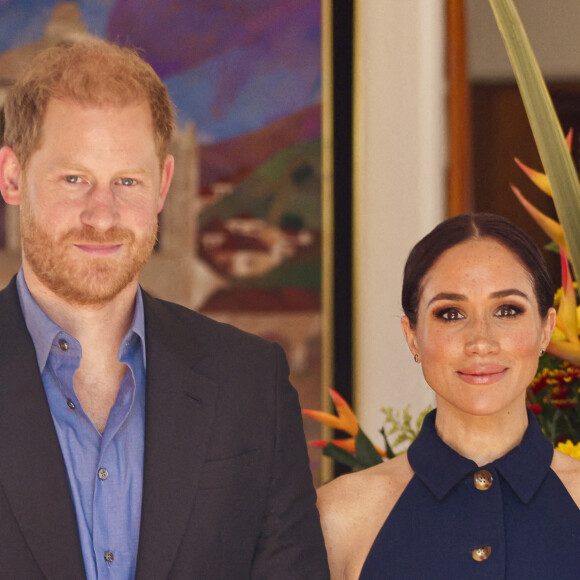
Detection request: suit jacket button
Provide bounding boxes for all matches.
[472,545,492,562]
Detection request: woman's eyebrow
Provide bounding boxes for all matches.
[427,288,530,308]
[490,289,530,300]
[427,292,465,306]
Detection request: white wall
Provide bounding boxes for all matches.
[353,0,446,445]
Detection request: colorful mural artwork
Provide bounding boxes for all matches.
[0,0,324,480]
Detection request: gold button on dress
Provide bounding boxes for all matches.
[471,545,492,562]
[473,469,493,491]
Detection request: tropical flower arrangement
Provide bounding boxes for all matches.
[511,139,580,445]
[302,389,431,470]
[302,0,580,470]
[489,0,580,455]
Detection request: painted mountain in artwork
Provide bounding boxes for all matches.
[200,104,320,196]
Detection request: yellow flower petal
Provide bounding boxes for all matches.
[302,389,360,436]
[556,250,580,347]
[556,439,580,459]
[547,340,580,367]
[301,410,350,432]
[511,185,568,253]
[514,158,552,196]
[513,130,572,198]
[328,388,359,436]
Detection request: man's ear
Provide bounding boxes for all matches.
[0,146,23,206]
[157,154,174,213]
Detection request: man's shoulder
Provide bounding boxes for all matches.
[142,291,275,352]
[0,276,27,327]
[0,276,19,304]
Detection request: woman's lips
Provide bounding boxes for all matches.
[456,365,508,385]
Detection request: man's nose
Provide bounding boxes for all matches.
[80,184,119,231]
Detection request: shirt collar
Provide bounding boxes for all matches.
[407,408,553,504]
[16,269,146,371]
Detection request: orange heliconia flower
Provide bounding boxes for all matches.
[302,388,359,436]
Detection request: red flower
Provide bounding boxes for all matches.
[530,368,551,394]
[527,403,542,415]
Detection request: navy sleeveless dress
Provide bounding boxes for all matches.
[360,409,580,579]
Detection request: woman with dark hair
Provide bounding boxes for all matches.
[317,213,580,579]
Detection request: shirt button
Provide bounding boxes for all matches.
[58,339,69,352]
[473,469,493,491]
[98,468,109,481]
[66,400,76,410]
[104,551,114,563]
[472,545,492,562]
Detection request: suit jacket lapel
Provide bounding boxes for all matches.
[136,294,219,580]
[0,279,85,579]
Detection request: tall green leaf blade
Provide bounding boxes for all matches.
[489,0,580,281]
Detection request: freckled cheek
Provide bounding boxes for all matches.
[502,329,541,360]
[416,327,462,367]
[504,331,544,389]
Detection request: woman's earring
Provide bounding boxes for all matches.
[539,348,546,356]
[414,353,420,363]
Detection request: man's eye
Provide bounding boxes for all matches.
[119,178,137,186]
[65,175,82,184]
[436,308,464,321]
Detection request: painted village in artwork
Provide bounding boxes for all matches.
[0,1,324,477]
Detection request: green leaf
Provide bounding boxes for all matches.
[354,429,384,468]
[380,404,432,456]
[544,241,560,254]
[322,443,365,470]
[490,0,580,281]
[379,426,396,459]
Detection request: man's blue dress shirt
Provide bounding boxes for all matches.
[17,271,146,579]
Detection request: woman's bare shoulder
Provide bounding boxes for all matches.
[552,450,580,508]
[318,453,413,510]
[317,454,414,580]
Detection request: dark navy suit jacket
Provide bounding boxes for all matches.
[0,278,329,579]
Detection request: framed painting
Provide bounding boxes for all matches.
[0,0,344,485]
